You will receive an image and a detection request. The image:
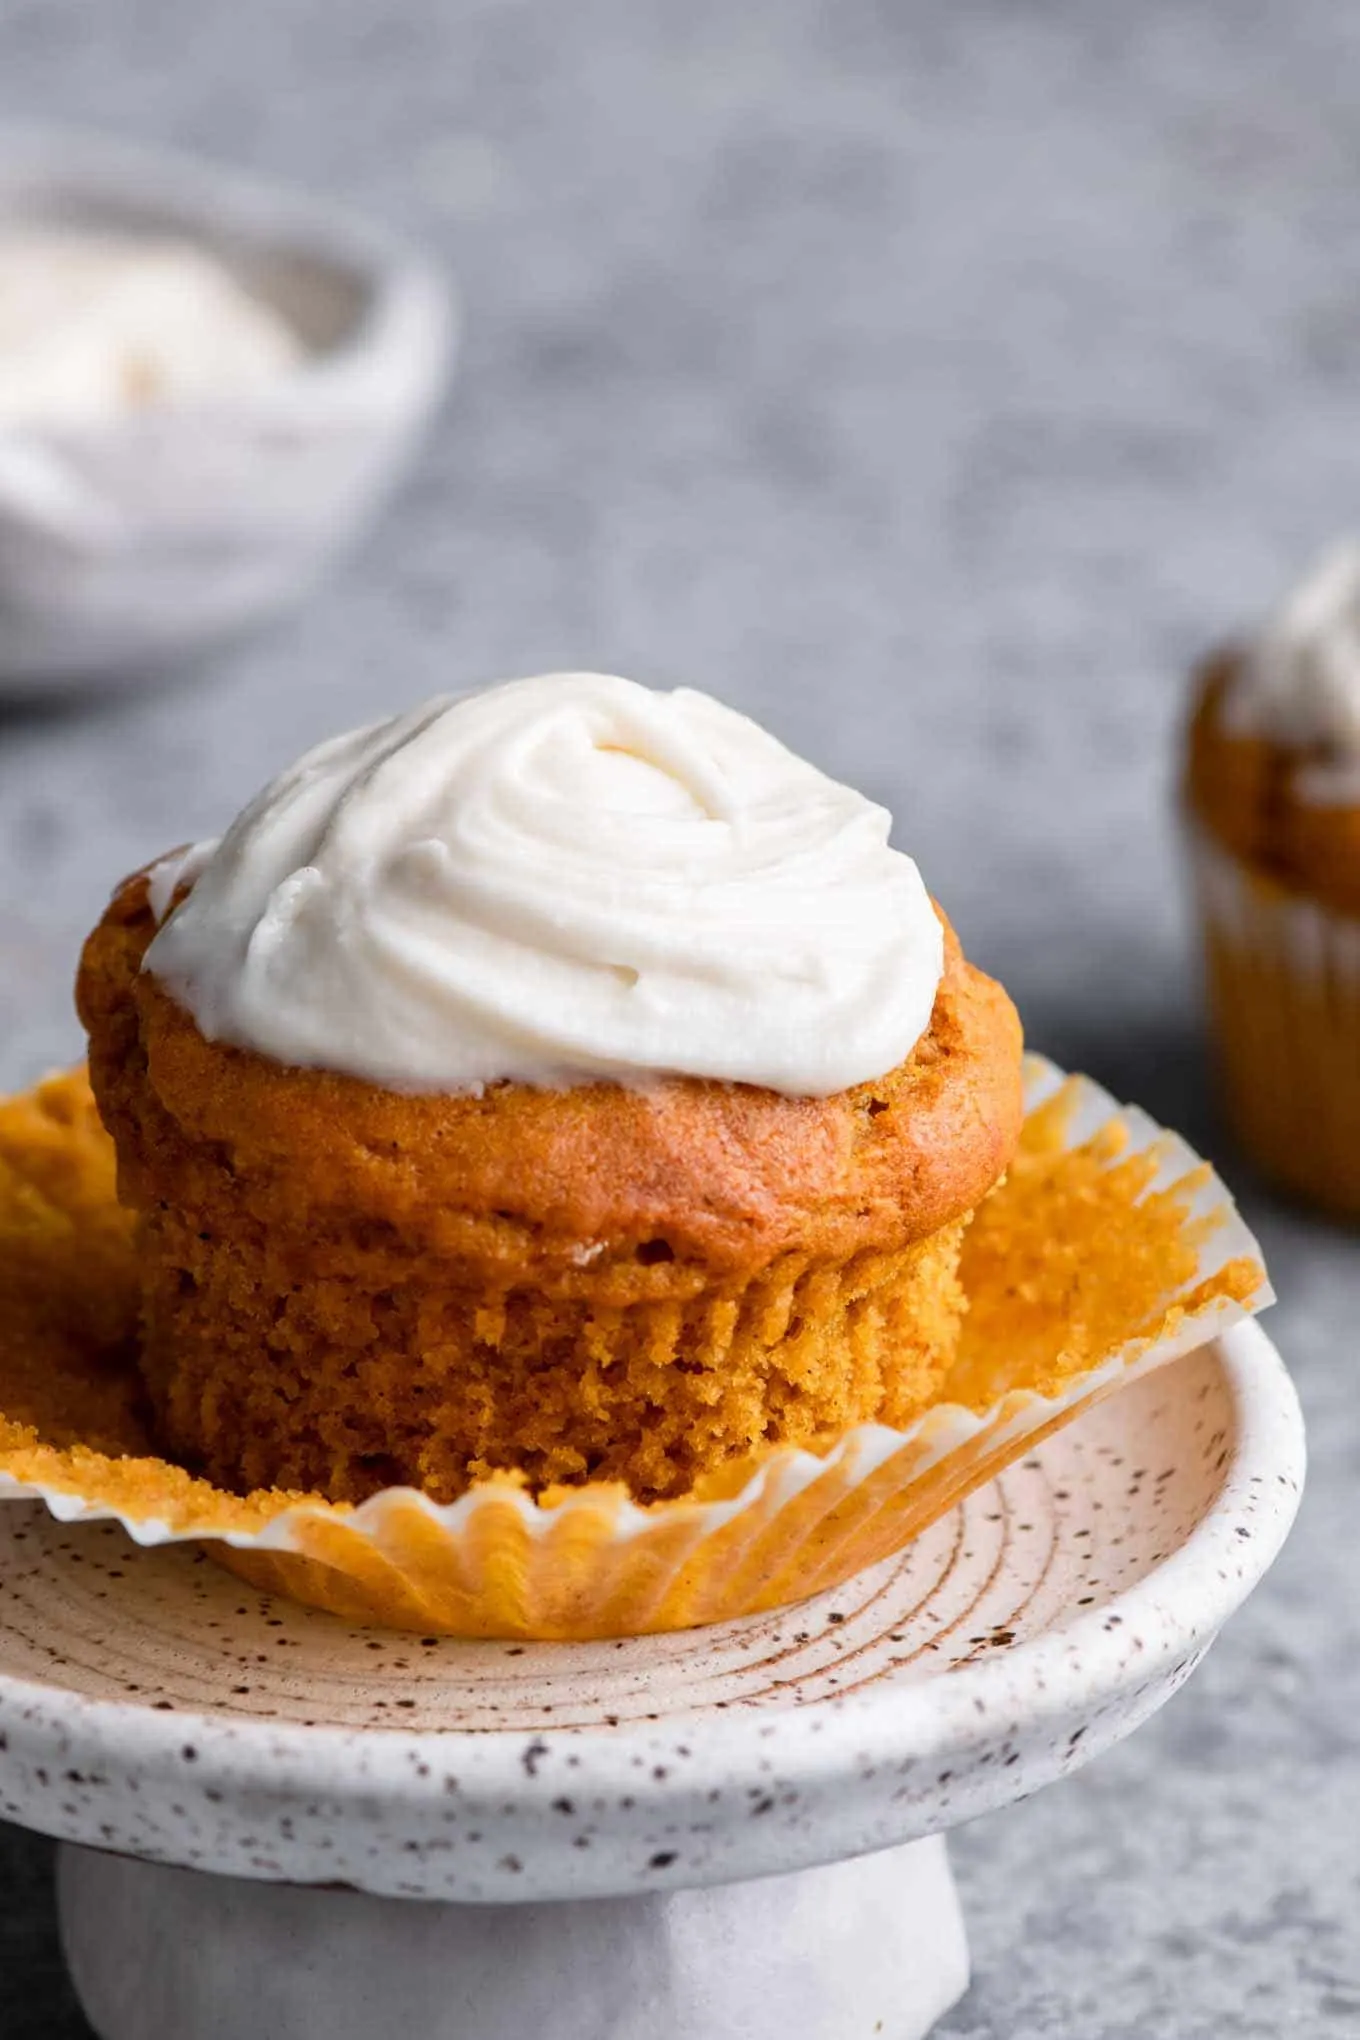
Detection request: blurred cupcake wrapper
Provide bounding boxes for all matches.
[1188,822,1360,1219]
[0,1057,1270,1639]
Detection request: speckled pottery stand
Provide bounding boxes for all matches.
[0,1325,1302,2040]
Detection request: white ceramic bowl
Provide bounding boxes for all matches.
[0,128,454,691]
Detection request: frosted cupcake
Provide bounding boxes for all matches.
[1185,541,1360,1216]
[78,674,1023,1505]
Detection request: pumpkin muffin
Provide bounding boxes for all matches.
[1186,540,1360,1217]
[78,675,1023,1505]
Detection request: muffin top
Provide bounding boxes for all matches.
[1186,542,1360,910]
[78,675,1024,1278]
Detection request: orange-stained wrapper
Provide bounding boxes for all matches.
[1190,822,1360,1221]
[0,1059,1269,1638]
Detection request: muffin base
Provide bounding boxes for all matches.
[140,1213,968,1505]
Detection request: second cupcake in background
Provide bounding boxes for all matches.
[78,675,1023,1506]
[1186,541,1360,1217]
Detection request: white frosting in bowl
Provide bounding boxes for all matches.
[1224,540,1360,799]
[144,674,945,1098]
[0,229,301,428]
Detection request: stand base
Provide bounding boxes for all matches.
[59,1835,969,2040]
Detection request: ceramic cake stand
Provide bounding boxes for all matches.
[0,1322,1302,2040]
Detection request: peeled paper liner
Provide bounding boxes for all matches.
[0,1058,1270,1639]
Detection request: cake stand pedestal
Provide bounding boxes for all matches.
[0,1325,1302,2040]
[60,1833,968,2040]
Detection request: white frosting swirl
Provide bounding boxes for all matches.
[0,230,300,428]
[144,675,945,1098]
[1224,540,1360,800]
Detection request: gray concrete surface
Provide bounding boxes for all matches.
[0,1,1356,2032]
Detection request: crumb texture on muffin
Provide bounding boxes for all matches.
[77,868,1022,1504]
[135,1210,969,1503]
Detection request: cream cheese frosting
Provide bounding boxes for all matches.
[0,230,301,428]
[1223,539,1360,800]
[143,673,945,1098]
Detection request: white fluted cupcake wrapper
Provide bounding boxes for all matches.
[1188,824,1360,1216]
[0,1057,1271,1637]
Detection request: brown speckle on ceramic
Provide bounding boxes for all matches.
[0,1326,1302,1901]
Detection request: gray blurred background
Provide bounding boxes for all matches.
[0,3,1357,2035]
